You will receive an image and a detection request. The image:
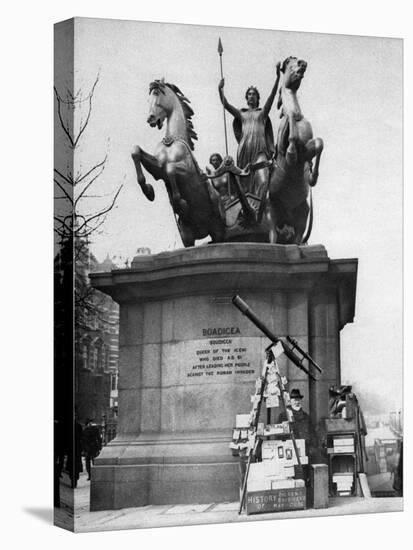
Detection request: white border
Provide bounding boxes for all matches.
[2,1,410,548]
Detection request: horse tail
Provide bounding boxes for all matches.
[302,187,313,244]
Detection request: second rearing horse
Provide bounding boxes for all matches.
[267,56,324,244]
[131,79,225,247]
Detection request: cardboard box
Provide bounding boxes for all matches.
[283,465,295,478]
[332,473,353,481]
[269,478,306,490]
[248,479,272,492]
[271,479,295,490]
[249,461,283,480]
[236,414,251,428]
[333,445,355,453]
[325,418,357,432]
[334,437,354,446]
[333,473,354,494]
[294,479,305,488]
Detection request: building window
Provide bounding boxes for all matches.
[96,344,103,372]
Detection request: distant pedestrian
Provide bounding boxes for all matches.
[82,418,102,481]
[66,415,83,488]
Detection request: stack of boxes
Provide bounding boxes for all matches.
[331,473,354,496]
[330,435,355,454]
[327,434,356,496]
[247,438,307,492]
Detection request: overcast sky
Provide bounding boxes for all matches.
[61,18,403,410]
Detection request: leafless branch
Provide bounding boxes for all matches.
[54,73,100,149]
[74,163,106,207]
[77,193,114,199]
[54,86,75,148]
[74,155,107,185]
[54,168,74,186]
[54,179,73,205]
[79,216,108,239]
[55,71,122,331]
[77,185,123,233]
[54,226,67,238]
[73,74,100,148]
[54,215,73,234]
[61,73,100,105]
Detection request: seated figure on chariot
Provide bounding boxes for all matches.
[206,153,238,205]
[218,62,281,200]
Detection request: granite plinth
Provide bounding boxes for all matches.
[89,243,357,510]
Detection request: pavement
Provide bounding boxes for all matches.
[54,469,403,533]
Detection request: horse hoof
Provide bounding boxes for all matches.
[144,184,155,201]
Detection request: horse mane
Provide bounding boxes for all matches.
[149,80,198,151]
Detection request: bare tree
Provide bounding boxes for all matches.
[54,75,123,479]
[54,74,122,324]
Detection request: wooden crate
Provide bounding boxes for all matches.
[246,487,306,515]
[325,418,357,432]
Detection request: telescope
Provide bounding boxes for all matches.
[232,295,322,381]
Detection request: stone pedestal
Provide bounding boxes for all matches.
[89,243,357,511]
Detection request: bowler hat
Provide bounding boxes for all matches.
[290,388,304,399]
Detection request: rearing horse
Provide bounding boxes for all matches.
[267,56,323,244]
[131,79,225,247]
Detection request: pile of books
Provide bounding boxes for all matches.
[333,436,355,453]
[247,460,306,492]
[243,439,308,491]
[332,472,354,496]
[327,435,355,454]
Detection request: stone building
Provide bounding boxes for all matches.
[74,246,120,427]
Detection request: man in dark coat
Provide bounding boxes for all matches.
[278,388,317,478]
[82,418,102,481]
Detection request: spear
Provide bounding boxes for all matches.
[218,37,229,158]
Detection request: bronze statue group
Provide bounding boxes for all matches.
[132,52,323,247]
